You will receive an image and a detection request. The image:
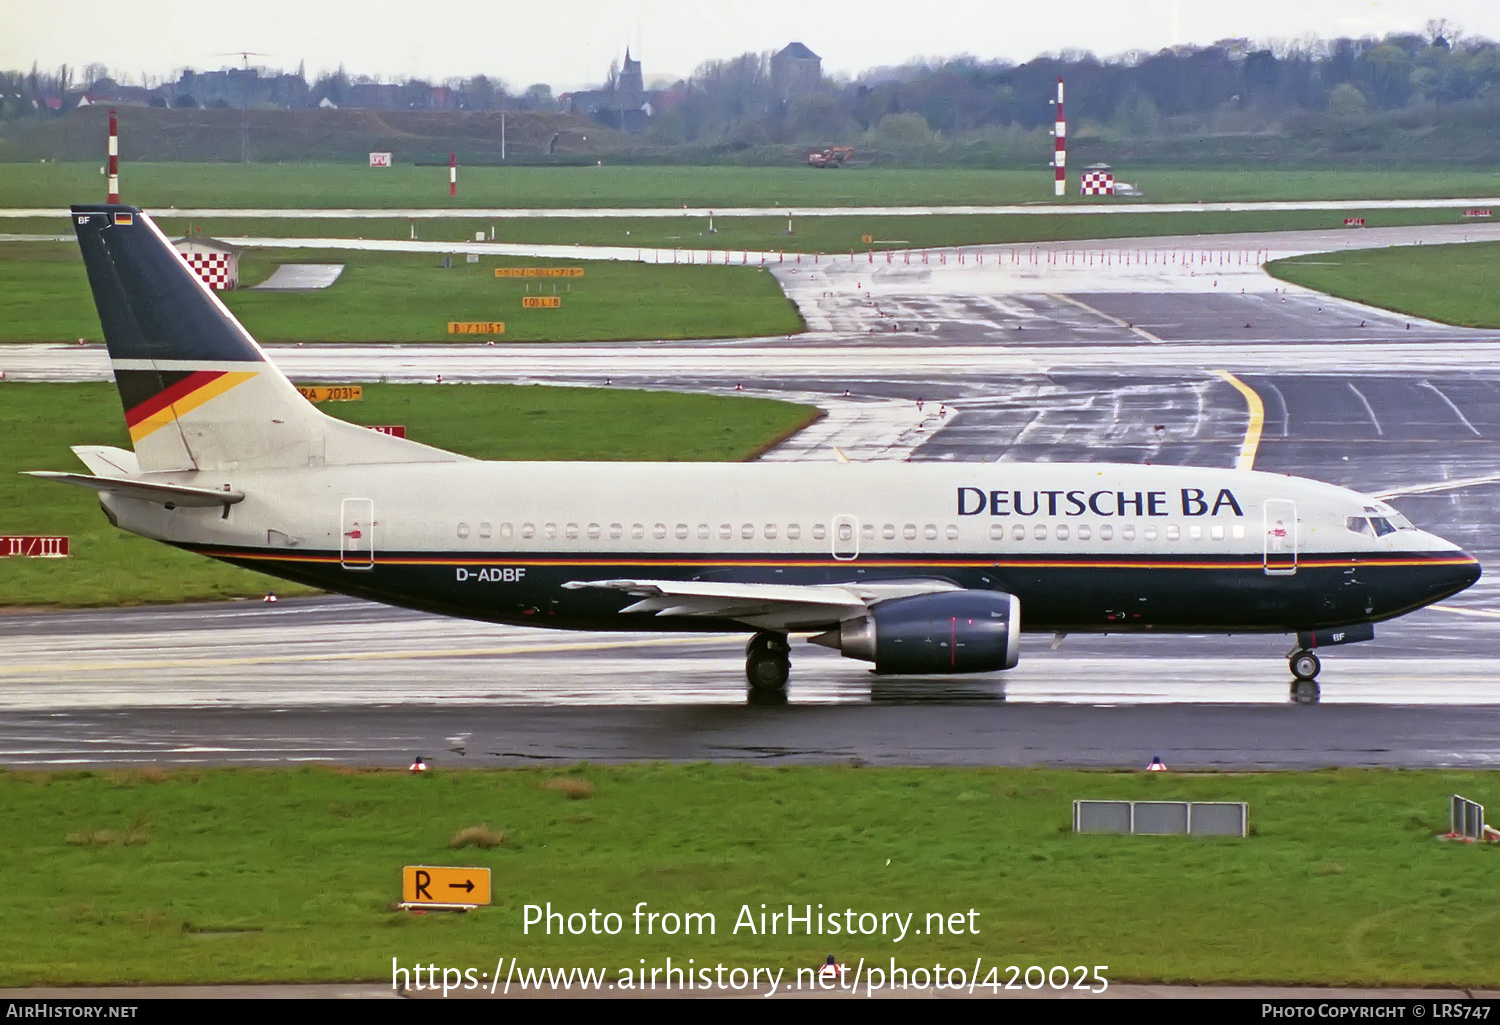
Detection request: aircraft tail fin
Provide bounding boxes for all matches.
[70,204,462,472]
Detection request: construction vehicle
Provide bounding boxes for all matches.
[807,146,854,168]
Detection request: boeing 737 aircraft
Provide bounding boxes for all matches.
[31,205,1481,703]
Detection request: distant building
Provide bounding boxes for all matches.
[565,48,657,134]
[772,42,821,98]
[173,236,240,291]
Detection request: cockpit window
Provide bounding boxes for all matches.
[1369,517,1397,537]
[1345,516,1371,535]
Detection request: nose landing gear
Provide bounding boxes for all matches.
[1289,649,1321,704]
[746,631,791,694]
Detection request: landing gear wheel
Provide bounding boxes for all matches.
[1290,650,1321,682]
[746,631,791,692]
[1291,678,1321,705]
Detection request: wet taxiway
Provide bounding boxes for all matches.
[4,226,1499,769]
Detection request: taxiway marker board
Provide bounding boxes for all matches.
[522,296,562,309]
[495,267,583,278]
[296,385,363,402]
[448,321,506,334]
[367,425,407,438]
[1,535,69,558]
[403,865,491,906]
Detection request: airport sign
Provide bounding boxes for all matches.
[1,535,70,558]
[495,267,583,278]
[296,385,363,402]
[522,296,562,309]
[448,321,506,334]
[402,865,492,907]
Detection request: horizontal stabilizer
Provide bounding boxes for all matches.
[24,471,244,508]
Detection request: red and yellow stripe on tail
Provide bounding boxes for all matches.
[124,370,258,443]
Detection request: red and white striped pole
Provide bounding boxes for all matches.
[107,109,120,203]
[1052,79,1066,197]
[449,152,457,197]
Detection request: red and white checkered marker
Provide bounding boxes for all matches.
[1147,756,1168,771]
[409,757,429,773]
[180,251,234,290]
[107,109,119,203]
[263,591,278,603]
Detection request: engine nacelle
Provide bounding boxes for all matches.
[811,590,1020,674]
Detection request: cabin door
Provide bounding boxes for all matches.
[831,514,860,561]
[1263,499,1297,576]
[341,498,375,570]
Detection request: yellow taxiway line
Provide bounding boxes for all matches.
[1213,369,1266,472]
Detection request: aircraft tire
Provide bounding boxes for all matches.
[1290,650,1321,682]
[746,649,791,692]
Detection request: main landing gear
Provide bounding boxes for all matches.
[1289,649,1321,705]
[746,631,791,693]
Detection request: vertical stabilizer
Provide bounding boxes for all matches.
[70,204,462,472]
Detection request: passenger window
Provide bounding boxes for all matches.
[587,523,601,540]
[741,523,754,540]
[945,524,959,540]
[653,523,667,540]
[609,523,622,540]
[457,522,470,539]
[989,524,1005,541]
[1232,525,1245,540]
[1211,524,1224,540]
[479,522,492,539]
[720,524,732,540]
[787,524,801,540]
[813,524,827,541]
[764,524,777,540]
[1098,524,1111,541]
[1056,524,1069,541]
[1013,524,1026,541]
[1188,525,1201,540]
[882,524,896,540]
[544,523,557,539]
[1077,524,1090,540]
[565,523,579,540]
[501,523,514,539]
[1143,525,1158,541]
[1166,525,1180,541]
[1122,524,1136,541]
[1033,524,1047,541]
[631,523,645,540]
[861,523,875,541]
[675,524,689,540]
[923,524,938,540]
[903,524,917,540]
[521,522,536,539]
[697,524,710,540]
[837,522,854,542]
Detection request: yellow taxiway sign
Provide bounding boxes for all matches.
[402,865,492,906]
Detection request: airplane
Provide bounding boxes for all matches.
[28,204,1481,705]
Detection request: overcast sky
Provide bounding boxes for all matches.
[10,1,1498,91]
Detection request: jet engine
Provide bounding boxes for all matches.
[810,590,1020,674]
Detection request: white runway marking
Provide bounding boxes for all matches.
[1421,380,1483,436]
[1346,381,1383,436]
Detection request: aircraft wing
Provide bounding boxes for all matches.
[561,577,962,631]
[23,472,245,509]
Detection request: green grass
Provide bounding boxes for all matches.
[1268,241,1500,329]
[3,765,1497,987]
[9,163,1500,210]
[0,383,818,606]
[0,243,803,343]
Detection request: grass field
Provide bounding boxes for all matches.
[0,243,803,343]
[0,383,818,606]
[1268,241,1500,329]
[8,163,1500,210]
[3,764,1497,987]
